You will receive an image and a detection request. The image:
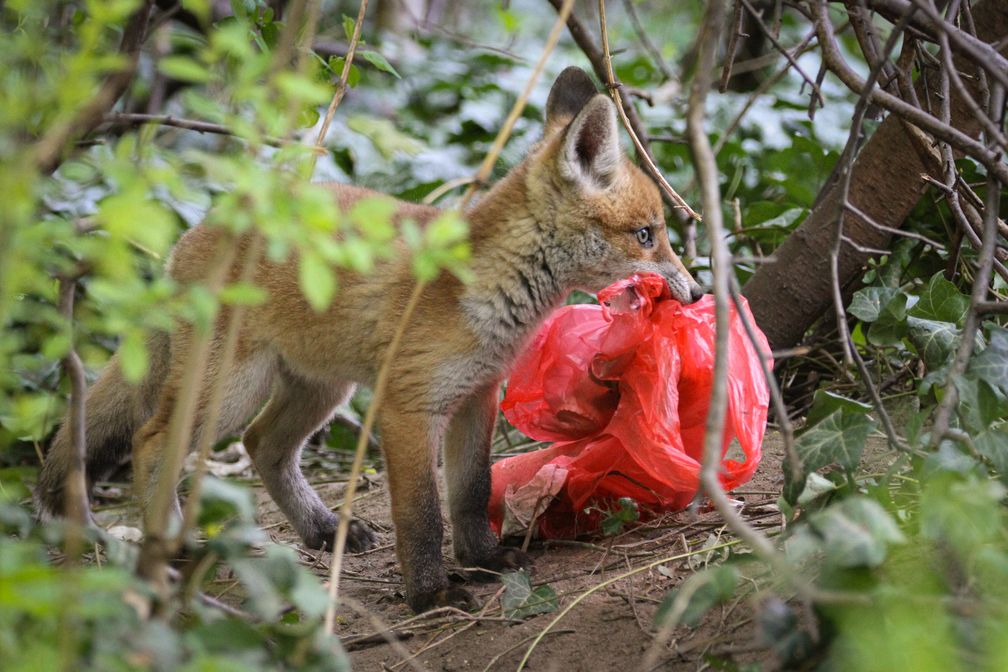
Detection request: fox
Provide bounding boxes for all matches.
[35,66,703,612]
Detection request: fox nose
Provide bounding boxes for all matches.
[688,282,705,303]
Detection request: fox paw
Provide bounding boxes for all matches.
[302,515,377,553]
[409,586,478,613]
[465,546,534,582]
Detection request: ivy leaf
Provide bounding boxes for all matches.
[359,50,400,79]
[908,273,970,325]
[802,390,873,433]
[867,292,909,346]
[500,571,557,620]
[848,286,899,323]
[601,497,640,536]
[954,375,1006,434]
[795,409,876,474]
[974,428,1008,483]
[655,565,739,628]
[970,326,1008,395]
[906,317,958,371]
[809,496,904,568]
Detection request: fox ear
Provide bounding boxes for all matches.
[558,94,622,190]
[545,66,598,133]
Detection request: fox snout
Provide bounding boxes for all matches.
[656,263,705,305]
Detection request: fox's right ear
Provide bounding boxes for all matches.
[545,66,598,134]
[557,94,622,190]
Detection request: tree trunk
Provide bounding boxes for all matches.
[741,0,1008,351]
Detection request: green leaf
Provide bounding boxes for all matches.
[219,281,268,306]
[500,571,558,620]
[974,428,1008,482]
[848,286,899,323]
[298,251,336,311]
[199,476,256,526]
[809,496,904,568]
[119,330,149,383]
[970,326,1008,395]
[346,115,424,159]
[159,56,211,83]
[908,273,970,325]
[906,316,958,371]
[342,15,356,42]
[802,390,873,433]
[601,497,640,536]
[359,50,400,78]
[954,375,1006,434]
[866,292,909,346]
[795,409,876,474]
[655,565,739,628]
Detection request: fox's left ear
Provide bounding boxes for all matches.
[558,94,622,190]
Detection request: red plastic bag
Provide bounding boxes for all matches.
[489,273,771,539]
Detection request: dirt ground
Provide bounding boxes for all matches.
[250,432,795,672]
[87,429,816,671]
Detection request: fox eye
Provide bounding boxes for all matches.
[635,226,653,248]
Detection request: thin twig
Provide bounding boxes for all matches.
[341,596,430,672]
[460,0,575,209]
[178,234,266,540]
[931,83,1005,444]
[719,0,746,92]
[622,0,676,83]
[810,0,1008,185]
[596,0,701,221]
[323,280,425,633]
[314,0,369,160]
[686,0,790,580]
[33,1,154,173]
[739,0,824,110]
[516,540,745,672]
[100,112,285,146]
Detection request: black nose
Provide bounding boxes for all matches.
[689,283,705,303]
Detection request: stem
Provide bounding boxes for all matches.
[313,0,369,164]
[324,279,427,632]
[596,0,701,221]
[460,0,576,209]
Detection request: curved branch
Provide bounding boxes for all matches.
[33,1,154,173]
[811,1,1008,184]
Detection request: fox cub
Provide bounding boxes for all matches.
[35,67,702,612]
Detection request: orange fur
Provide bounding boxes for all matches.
[36,67,701,612]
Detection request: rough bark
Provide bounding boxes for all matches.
[742,0,1008,351]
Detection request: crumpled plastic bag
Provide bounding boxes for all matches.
[489,273,771,539]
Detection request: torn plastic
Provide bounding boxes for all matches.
[489,273,771,539]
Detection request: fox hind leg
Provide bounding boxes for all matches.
[242,366,376,552]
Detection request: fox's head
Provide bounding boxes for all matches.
[525,67,703,304]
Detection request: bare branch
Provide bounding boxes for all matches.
[811,0,1008,184]
[100,112,284,146]
[860,0,1008,89]
[546,0,701,221]
[741,0,824,109]
[33,1,155,173]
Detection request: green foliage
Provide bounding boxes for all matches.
[0,497,349,672]
[655,564,739,628]
[0,0,475,666]
[600,496,640,536]
[500,570,558,620]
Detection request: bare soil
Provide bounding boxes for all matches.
[91,430,892,671]
[259,433,794,672]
